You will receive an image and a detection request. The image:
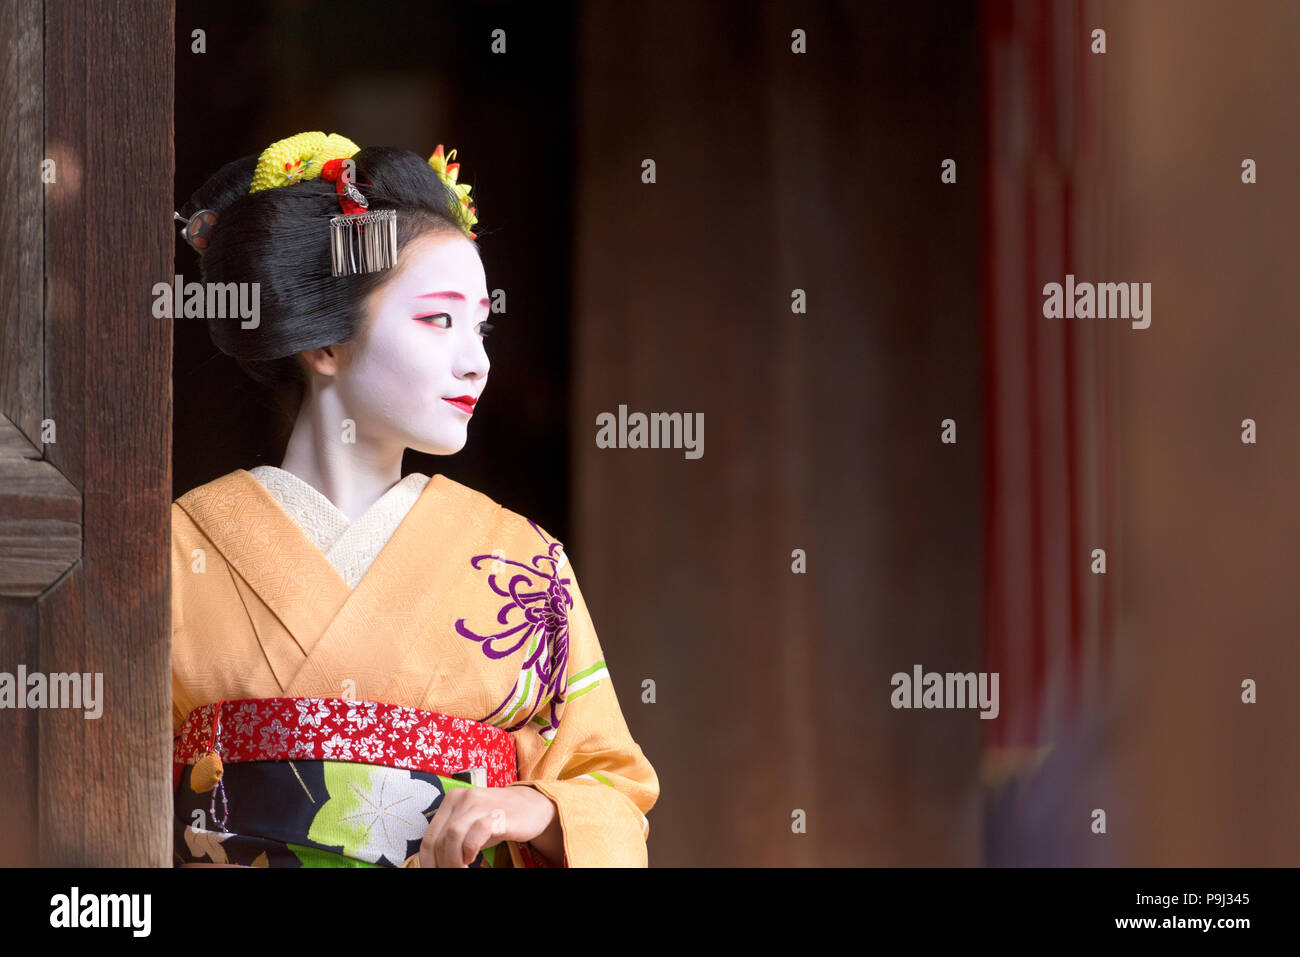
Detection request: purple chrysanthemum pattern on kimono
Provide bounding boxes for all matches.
[455,523,571,742]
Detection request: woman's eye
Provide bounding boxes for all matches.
[477,321,494,339]
[413,312,452,328]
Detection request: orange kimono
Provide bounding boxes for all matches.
[171,468,658,867]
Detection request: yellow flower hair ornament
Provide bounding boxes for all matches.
[428,144,478,239]
[249,131,361,193]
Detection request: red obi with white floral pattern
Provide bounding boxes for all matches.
[173,697,518,788]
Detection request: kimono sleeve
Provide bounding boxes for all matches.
[506,554,659,867]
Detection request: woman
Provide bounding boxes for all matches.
[171,131,658,868]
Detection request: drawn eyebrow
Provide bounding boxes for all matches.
[417,290,491,307]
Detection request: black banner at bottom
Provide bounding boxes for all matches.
[4,866,1284,942]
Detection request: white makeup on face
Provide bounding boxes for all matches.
[331,231,491,456]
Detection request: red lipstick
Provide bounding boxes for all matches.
[443,395,477,415]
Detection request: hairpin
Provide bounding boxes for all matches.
[174,208,218,252]
[321,157,398,276]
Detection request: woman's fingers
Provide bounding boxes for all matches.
[419,787,462,867]
[458,808,506,866]
[419,789,509,867]
[419,806,445,867]
[433,790,492,867]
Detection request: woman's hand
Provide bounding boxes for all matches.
[418,784,560,868]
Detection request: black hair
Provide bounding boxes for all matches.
[177,145,480,402]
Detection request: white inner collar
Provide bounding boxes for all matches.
[248,465,431,589]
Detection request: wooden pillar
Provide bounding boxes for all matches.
[0,0,173,866]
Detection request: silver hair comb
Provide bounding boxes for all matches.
[329,208,398,276]
[328,181,398,276]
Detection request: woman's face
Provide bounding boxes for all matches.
[324,230,491,456]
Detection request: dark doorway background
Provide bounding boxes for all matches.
[174,0,576,534]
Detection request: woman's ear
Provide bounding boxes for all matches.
[299,343,349,377]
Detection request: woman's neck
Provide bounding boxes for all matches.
[278,385,404,522]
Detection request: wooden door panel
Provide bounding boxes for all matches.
[0,0,173,866]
